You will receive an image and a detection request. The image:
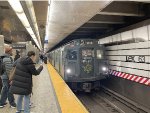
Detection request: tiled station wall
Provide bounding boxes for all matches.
[99,25,150,85]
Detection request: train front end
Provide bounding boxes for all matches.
[64,39,108,92]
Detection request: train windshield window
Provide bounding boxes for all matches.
[97,50,103,59]
[82,49,94,57]
[67,50,77,60]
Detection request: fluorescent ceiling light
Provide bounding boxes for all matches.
[31,34,36,39]
[33,38,40,49]
[17,13,30,27]
[25,0,42,49]
[35,41,40,47]
[26,27,34,35]
[8,0,23,13]
[33,38,37,42]
[8,0,41,50]
[33,39,40,49]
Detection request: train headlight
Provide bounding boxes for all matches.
[97,54,102,59]
[66,68,71,74]
[102,67,107,71]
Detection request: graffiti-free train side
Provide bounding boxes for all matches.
[48,39,109,92]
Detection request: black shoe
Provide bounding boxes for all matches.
[0,102,7,108]
[3,102,7,106]
[16,109,24,113]
[10,103,16,108]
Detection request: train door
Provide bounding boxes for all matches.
[94,48,104,75]
[53,51,56,67]
[52,52,55,66]
[55,51,60,71]
[80,48,94,78]
[58,50,61,73]
[60,50,65,78]
[64,49,78,80]
[95,47,108,77]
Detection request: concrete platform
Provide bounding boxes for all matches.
[0,63,88,113]
[0,64,60,113]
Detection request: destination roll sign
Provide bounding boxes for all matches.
[12,44,26,49]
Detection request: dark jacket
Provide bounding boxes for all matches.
[10,56,43,95]
[14,54,20,61]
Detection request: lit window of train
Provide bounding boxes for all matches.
[97,50,103,59]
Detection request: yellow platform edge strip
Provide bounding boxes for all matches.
[47,63,89,113]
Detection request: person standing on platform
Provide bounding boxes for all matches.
[10,51,43,113]
[0,45,16,108]
[39,54,44,62]
[14,50,20,62]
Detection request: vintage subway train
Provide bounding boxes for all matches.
[48,39,108,92]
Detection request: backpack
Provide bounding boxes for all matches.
[0,56,5,76]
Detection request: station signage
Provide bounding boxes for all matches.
[12,44,26,49]
[126,55,145,63]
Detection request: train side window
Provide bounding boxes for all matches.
[66,50,77,60]
[97,50,103,59]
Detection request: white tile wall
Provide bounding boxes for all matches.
[133,26,148,41]
[109,61,149,71]
[112,33,121,42]
[121,30,133,41]
[106,49,149,56]
[109,65,149,78]
[106,41,150,50]
[100,25,150,78]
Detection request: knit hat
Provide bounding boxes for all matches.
[5,45,12,53]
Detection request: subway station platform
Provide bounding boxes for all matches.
[0,63,88,113]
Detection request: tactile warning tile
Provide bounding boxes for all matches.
[47,63,89,113]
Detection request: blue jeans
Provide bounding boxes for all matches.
[0,79,15,105]
[17,95,30,113]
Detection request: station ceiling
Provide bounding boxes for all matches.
[0,1,150,51]
[52,1,150,51]
[0,1,28,43]
[0,1,48,48]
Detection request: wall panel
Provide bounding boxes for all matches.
[99,25,150,79]
[112,33,121,42]
[109,61,149,71]
[106,49,149,56]
[100,23,150,109]
[121,30,133,41]
[133,26,148,41]
[109,65,149,78]
[106,41,150,50]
